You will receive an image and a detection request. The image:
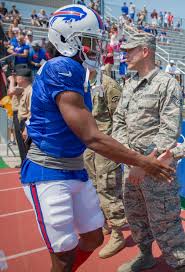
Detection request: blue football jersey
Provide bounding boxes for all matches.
[27,56,92,158]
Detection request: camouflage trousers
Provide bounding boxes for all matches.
[123,166,185,268]
[84,149,126,229]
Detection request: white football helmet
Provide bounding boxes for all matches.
[48,4,106,68]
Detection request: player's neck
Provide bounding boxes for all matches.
[72,54,83,65]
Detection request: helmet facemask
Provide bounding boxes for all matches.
[69,32,107,71]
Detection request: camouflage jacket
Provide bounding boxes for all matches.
[91,74,122,135]
[112,68,183,154]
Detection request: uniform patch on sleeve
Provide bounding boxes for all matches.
[170,95,183,106]
[112,96,120,103]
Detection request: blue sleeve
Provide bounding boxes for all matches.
[43,60,85,102]
[41,49,47,60]
[24,44,29,51]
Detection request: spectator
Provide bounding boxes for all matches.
[129,2,136,21]
[0,2,7,16]
[7,34,29,68]
[93,0,101,14]
[174,20,181,31]
[164,11,168,28]
[41,37,47,49]
[119,47,128,83]
[0,9,4,22]
[38,9,48,28]
[8,18,21,35]
[77,0,86,5]
[137,11,145,26]
[158,11,163,27]
[30,9,40,27]
[151,25,158,37]
[155,59,163,70]
[158,30,168,44]
[165,60,178,75]
[105,17,111,32]
[102,43,114,77]
[143,24,151,34]
[110,26,119,50]
[8,69,32,163]
[121,2,129,16]
[9,5,20,22]
[25,30,33,46]
[151,9,158,26]
[7,30,18,47]
[88,0,95,9]
[167,12,174,28]
[141,6,148,24]
[29,40,47,76]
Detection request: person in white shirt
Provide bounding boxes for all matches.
[165,60,179,75]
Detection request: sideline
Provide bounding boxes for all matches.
[0,209,33,218]
[0,171,19,175]
[0,246,47,262]
[0,186,22,192]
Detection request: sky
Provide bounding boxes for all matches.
[104,0,185,19]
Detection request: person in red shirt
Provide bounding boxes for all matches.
[102,43,114,77]
[168,12,174,28]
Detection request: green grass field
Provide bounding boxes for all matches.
[181,196,185,210]
[0,157,9,168]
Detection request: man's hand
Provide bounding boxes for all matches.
[128,166,145,185]
[8,75,15,82]
[140,153,174,183]
[128,149,158,185]
[157,149,173,166]
[22,127,27,141]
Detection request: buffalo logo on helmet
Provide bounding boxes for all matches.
[50,7,87,26]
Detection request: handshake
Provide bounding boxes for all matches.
[128,144,184,185]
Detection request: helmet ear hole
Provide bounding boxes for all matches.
[60,35,66,43]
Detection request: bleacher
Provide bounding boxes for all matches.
[157,27,185,71]
[2,11,185,78]
[111,24,185,80]
[3,17,48,40]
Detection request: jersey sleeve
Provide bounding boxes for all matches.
[43,60,85,102]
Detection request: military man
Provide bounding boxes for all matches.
[84,71,126,258]
[8,69,32,163]
[112,33,185,272]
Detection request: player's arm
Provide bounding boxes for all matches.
[56,91,174,180]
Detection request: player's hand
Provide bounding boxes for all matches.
[128,166,145,185]
[157,149,173,166]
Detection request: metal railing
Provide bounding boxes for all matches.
[0,53,14,63]
[177,60,185,74]
[156,45,170,63]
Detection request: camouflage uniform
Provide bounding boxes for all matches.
[112,68,185,268]
[172,141,185,160]
[84,74,126,229]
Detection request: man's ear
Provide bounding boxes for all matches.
[143,47,149,58]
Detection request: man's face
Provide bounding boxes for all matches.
[126,46,145,70]
[16,76,25,87]
[18,36,25,45]
[81,36,105,65]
